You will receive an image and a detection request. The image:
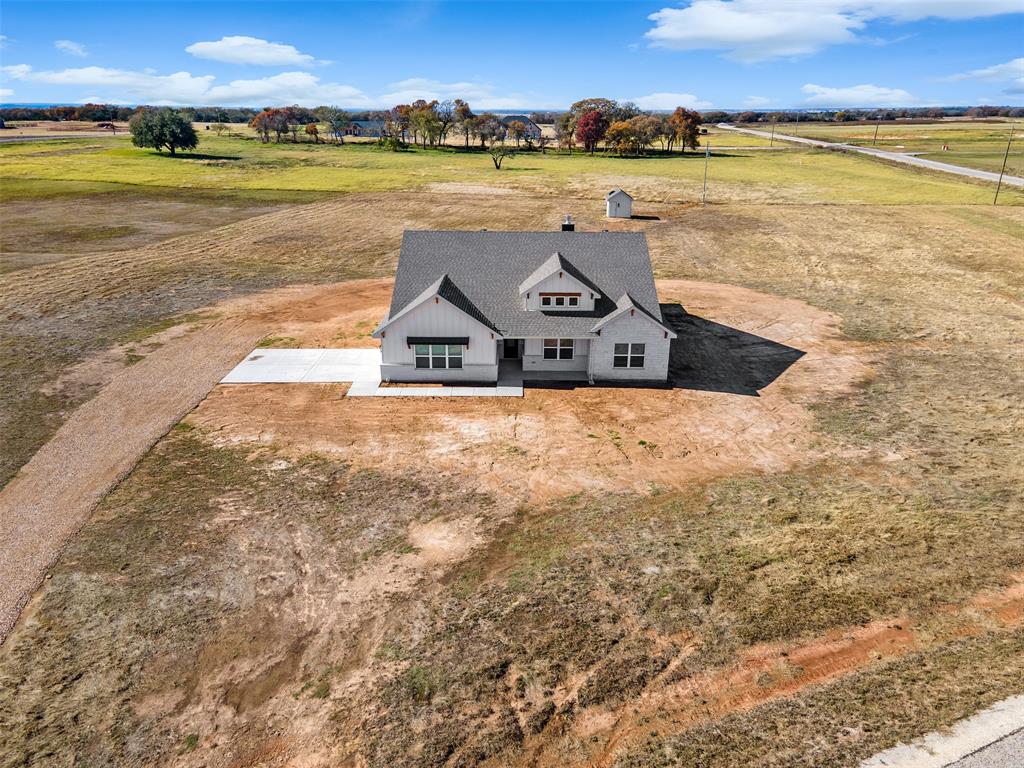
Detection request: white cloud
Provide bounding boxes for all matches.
[0,88,13,98]
[630,92,712,110]
[646,1,1023,62]
[378,78,530,110]
[0,35,8,49]
[0,64,372,107]
[942,57,1024,95]
[185,36,323,66]
[55,39,88,57]
[801,82,918,106]
[743,95,772,107]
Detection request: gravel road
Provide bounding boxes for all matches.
[717,123,1024,188]
[0,318,264,642]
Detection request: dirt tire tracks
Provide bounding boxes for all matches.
[0,317,265,643]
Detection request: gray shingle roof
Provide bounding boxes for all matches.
[384,231,665,337]
[517,252,604,296]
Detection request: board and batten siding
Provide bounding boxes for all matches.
[523,271,597,312]
[378,297,499,382]
[523,338,590,372]
[590,311,671,382]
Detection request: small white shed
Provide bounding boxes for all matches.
[606,188,633,218]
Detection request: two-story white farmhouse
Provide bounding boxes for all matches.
[372,224,676,384]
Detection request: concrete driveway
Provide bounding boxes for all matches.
[220,348,524,396]
[221,348,382,384]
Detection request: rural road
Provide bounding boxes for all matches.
[0,319,264,643]
[862,694,1024,767]
[717,123,1024,188]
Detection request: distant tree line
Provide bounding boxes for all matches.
[4,102,1022,128]
[0,103,261,123]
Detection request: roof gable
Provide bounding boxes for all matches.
[591,293,677,338]
[606,188,633,200]
[375,273,498,336]
[518,252,603,297]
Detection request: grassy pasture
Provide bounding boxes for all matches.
[2,132,1021,206]
[774,120,1023,176]
[0,130,1023,765]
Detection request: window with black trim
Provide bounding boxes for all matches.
[414,343,463,369]
[541,296,552,306]
[543,338,574,360]
[613,343,645,368]
[568,296,579,306]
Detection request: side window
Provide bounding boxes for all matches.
[568,296,579,307]
[543,338,558,359]
[541,296,552,307]
[613,343,645,368]
[555,296,565,306]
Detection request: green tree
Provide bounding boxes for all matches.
[488,144,515,169]
[129,109,198,156]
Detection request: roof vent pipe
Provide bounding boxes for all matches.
[561,214,575,232]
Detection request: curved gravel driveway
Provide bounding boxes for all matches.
[0,318,264,642]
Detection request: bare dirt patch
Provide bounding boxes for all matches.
[190,279,874,504]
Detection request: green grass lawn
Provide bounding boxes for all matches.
[773,120,1023,177]
[2,132,1021,206]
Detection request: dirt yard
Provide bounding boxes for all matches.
[190,278,873,503]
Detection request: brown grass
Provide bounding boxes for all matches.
[0,185,1022,766]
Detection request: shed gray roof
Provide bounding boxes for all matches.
[384,231,665,337]
[606,188,632,200]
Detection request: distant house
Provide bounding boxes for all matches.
[499,115,542,140]
[606,189,633,218]
[345,120,385,138]
[372,221,676,385]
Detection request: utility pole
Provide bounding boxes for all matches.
[701,142,710,205]
[994,122,1015,205]
[872,120,880,146]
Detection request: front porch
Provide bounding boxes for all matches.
[498,357,590,384]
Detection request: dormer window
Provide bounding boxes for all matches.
[540,292,580,309]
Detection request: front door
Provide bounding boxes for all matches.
[503,339,520,359]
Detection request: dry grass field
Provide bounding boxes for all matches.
[0,133,1022,767]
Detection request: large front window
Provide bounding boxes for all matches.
[414,344,463,369]
[543,338,574,360]
[613,343,645,368]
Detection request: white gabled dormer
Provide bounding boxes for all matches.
[518,252,601,312]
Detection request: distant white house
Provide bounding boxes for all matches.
[372,222,676,385]
[606,189,633,218]
[499,114,542,140]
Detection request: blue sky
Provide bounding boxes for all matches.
[1,1,1022,109]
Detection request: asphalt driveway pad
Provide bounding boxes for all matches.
[221,348,381,384]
